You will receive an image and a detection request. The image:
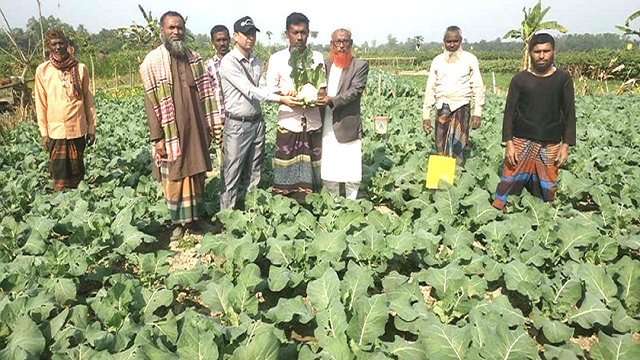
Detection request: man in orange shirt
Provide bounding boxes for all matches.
[35,28,96,191]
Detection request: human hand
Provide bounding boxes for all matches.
[505,140,518,168]
[555,143,570,167]
[154,139,167,158]
[42,136,50,150]
[422,118,431,135]
[471,115,482,129]
[281,96,302,107]
[316,95,332,106]
[86,133,96,146]
[280,88,297,97]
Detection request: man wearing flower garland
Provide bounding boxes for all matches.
[140,11,222,240]
[266,12,325,204]
[35,28,97,191]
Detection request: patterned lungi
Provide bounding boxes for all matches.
[436,103,470,166]
[48,137,86,191]
[492,137,561,210]
[159,162,205,225]
[272,126,322,204]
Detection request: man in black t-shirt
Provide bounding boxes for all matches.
[492,33,576,210]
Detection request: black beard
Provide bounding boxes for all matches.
[531,57,554,73]
[161,34,189,58]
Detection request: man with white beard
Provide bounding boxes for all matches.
[140,11,222,240]
[422,26,485,166]
[316,28,369,200]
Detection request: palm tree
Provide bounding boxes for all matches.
[615,10,640,39]
[503,0,567,70]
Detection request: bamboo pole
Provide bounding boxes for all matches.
[90,54,95,95]
[378,71,382,97]
[36,0,45,59]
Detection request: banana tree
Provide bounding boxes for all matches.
[413,35,424,51]
[117,5,160,50]
[503,0,567,70]
[615,10,640,39]
[266,31,273,55]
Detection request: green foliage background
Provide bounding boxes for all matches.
[1,71,639,358]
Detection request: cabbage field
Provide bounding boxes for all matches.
[0,71,639,359]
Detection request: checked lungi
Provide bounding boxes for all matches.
[272,126,322,204]
[159,162,205,225]
[492,137,561,210]
[436,103,470,166]
[48,137,86,191]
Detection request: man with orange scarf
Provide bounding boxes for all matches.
[35,28,97,191]
[317,28,369,200]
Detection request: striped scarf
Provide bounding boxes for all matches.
[49,53,81,98]
[139,45,222,165]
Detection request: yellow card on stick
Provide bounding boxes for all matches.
[425,155,456,189]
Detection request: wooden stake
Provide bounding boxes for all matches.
[492,72,497,94]
[378,71,382,97]
[90,54,95,95]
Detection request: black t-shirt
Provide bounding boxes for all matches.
[502,68,576,145]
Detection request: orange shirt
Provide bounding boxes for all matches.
[35,61,97,139]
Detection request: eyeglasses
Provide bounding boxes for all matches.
[331,39,352,46]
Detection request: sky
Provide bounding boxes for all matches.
[1,0,638,45]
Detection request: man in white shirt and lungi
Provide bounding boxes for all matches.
[422,25,486,166]
[267,12,325,204]
[317,28,369,200]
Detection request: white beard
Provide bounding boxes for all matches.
[161,33,189,58]
[444,48,463,64]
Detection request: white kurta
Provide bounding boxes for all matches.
[321,66,362,182]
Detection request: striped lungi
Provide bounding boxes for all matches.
[492,137,561,210]
[159,163,205,225]
[436,103,470,166]
[48,137,86,191]
[272,126,322,204]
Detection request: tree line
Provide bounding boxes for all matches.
[1,15,639,58]
[358,33,639,53]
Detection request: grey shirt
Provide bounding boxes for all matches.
[220,48,280,117]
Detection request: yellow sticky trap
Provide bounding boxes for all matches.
[425,155,456,189]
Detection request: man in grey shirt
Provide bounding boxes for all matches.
[219,16,299,210]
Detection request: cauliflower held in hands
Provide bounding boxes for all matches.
[297,83,319,107]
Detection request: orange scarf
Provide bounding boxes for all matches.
[49,53,81,97]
